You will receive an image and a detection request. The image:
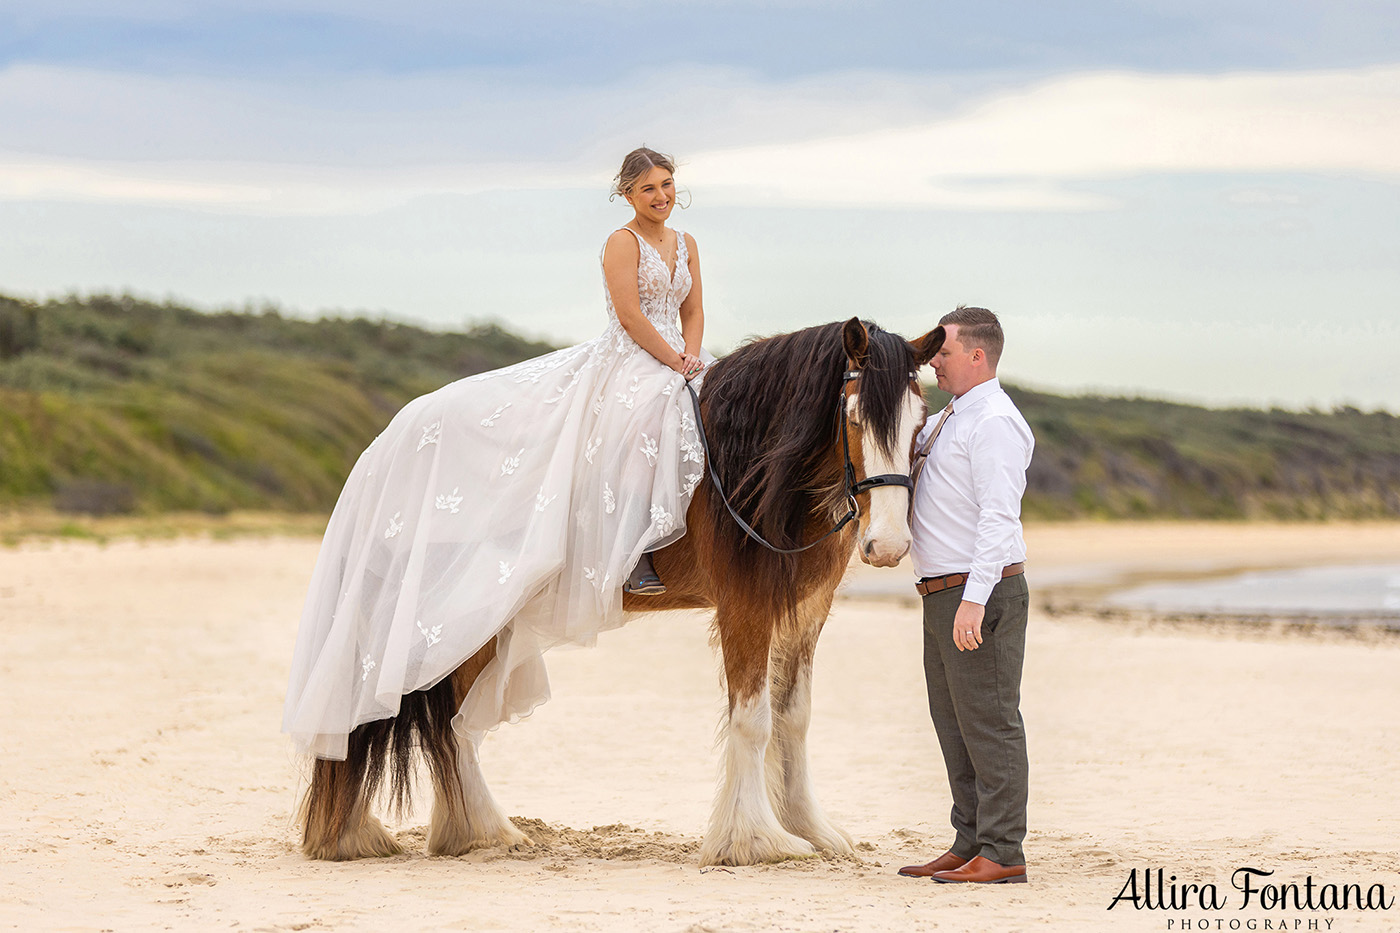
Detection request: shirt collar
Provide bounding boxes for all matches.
[952,376,1002,411]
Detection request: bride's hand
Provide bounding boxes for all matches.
[678,353,705,380]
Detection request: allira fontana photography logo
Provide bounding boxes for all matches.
[1107,866,1395,929]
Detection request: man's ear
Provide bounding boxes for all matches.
[842,317,870,369]
[911,326,944,366]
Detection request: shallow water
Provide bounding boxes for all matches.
[1105,563,1400,617]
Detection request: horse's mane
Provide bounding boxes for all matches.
[699,321,914,613]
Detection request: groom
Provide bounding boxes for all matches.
[899,306,1035,885]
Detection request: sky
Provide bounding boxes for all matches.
[1,1,1398,409]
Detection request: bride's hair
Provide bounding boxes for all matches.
[610,147,678,199]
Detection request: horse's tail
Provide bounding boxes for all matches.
[299,677,463,859]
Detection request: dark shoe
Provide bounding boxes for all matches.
[624,552,665,595]
[931,855,1027,884]
[897,850,967,878]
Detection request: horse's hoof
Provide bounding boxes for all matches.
[427,825,532,857]
[698,829,816,867]
[304,815,403,861]
[797,823,855,857]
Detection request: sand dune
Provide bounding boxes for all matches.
[1,524,1398,931]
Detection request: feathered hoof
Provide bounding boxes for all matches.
[303,813,403,861]
[699,825,817,867]
[797,822,856,858]
[427,814,533,857]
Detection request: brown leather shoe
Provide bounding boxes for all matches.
[897,850,967,878]
[931,855,1027,884]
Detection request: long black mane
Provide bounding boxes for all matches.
[698,320,915,612]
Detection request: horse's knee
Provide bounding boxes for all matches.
[726,687,773,745]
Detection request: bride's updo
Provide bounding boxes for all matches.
[610,147,677,199]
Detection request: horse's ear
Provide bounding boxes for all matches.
[911,325,945,366]
[842,317,869,369]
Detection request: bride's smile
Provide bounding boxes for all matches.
[626,167,676,223]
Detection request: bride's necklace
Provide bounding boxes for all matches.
[629,221,666,249]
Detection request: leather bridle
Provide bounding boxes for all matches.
[684,368,916,555]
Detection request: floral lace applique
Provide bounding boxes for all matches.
[535,489,557,512]
[650,504,676,536]
[544,366,584,405]
[509,355,560,385]
[418,421,442,450]
[603,484,616,514]
[384,512,404,538]
[480,404,511,428]
[639,434,659,466]
[501,449,524,476]
[361,654,376,682]
[435,487,463,514]
[498,561,515,584]
[584,437,602,464]
[615,376,643,410]
[416,620,443,647]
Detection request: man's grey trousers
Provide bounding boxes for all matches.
[921,574,1030,866]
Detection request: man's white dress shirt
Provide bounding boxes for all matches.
[910,377,1035,606]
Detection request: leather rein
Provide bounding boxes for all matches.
[684,368,916,555]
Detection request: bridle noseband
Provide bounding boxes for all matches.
[685,367,916,555]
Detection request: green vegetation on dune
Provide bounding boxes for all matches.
[2,291,1397,520]
[0,292,553,514]
[925,385,1400,520]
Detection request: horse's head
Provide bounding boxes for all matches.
[842,318,944,567]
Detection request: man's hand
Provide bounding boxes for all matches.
[953,600,985,652]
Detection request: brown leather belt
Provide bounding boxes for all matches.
[916,562,1025,597]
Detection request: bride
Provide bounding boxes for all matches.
[284,148,713,760]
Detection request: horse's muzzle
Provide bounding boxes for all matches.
[861,533,910,568]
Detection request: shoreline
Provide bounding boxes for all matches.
[9,513,1400,632]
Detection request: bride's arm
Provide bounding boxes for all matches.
[678,233,704,364]
[602,230,688,375]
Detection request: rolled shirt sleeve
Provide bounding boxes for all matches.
[963,413,1034,605]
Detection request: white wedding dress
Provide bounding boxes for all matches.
[284,227,710,759]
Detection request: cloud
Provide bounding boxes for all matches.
[685,66,1400,209]
[2,62,1397,214]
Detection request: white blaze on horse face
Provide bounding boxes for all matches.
[851,388,924,567]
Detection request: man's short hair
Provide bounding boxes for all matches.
[938,306,1003,367]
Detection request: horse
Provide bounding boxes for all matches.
[299,317,944,865]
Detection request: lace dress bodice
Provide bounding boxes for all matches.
[603,227,692,350]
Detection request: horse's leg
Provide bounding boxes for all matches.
[765,588,855,856]
[301,756,402,860]
[699,600,816,866]
[427,638,532,855]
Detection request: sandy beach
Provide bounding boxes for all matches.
[2,522,1399,932]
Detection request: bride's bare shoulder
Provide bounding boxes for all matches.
[602,228,641,267]
[607,227,640,248]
